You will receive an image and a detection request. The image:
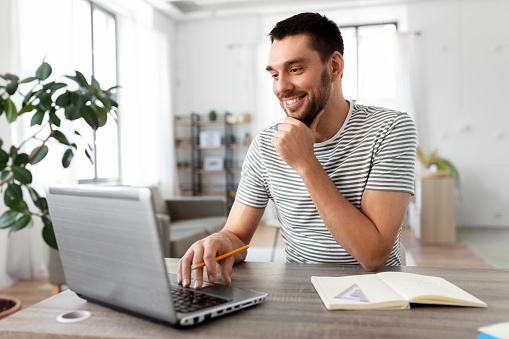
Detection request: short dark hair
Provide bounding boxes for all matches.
[268,12,344,63]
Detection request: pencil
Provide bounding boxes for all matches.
[191,245,249,270]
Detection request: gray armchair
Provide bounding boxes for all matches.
[150,187,227,258]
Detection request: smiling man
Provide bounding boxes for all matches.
[178,12,417,289]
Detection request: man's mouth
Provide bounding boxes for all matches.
[283,95,305,109]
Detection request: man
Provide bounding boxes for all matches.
[178,12,417,289]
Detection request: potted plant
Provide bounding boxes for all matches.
[208,109,217,121]
[0,295,22,319]
[0,60,118,249]
[416,146,460,195]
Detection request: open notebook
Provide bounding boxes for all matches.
[46,185,267,326]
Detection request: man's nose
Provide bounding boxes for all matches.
[275,74,294,95]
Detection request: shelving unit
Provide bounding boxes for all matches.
[175,112,250,213]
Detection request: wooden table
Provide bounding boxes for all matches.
[1,259,507,338]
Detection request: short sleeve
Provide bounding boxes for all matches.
[365,113,417,195]
[235,136,270,209]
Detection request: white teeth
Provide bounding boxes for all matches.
[286,98,299,105]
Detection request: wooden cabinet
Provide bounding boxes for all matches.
[174,113,250,213]
[410,176,456,243]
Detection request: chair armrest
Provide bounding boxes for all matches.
[165,197,226,221]
[155,213,170,257]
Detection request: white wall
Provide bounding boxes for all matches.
[406,0,509,227]
[174,0,509,228]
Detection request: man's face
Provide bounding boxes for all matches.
[266,34,331,126]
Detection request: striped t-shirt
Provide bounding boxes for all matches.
[236,101,417,266]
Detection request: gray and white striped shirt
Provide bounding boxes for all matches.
[236,101,417,266]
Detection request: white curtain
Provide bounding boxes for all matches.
[0,0,175,290]
[0,0,51,290]
[116,14,174,196]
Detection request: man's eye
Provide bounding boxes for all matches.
[290,68,301,73]
[270,73,278,79]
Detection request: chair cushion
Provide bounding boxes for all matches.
[168,216,226,257]
[171,216,226,236]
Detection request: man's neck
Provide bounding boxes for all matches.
[314,94,350,143]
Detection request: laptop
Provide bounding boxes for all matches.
[46,185,267,326]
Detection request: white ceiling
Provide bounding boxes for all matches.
[151,0,426,20]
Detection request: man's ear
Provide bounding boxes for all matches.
[330,52,344,82]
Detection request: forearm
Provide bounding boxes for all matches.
[298,160,395,270]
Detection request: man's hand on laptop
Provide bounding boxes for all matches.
[178,232,235,289]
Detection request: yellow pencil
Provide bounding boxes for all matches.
[191,245,249,270]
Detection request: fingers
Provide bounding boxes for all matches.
[178,248,194,288]
[192,244,205,289]
[220,256,234,285]
[177,234,234,289]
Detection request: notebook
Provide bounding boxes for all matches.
[46,185,267,326]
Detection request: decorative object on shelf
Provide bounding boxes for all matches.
[0,60,118,249]
[416,146,460,190]
[203,156,224,171]
[208,109,217,121]
[199,130,221,147]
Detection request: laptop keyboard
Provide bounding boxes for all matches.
[171,286,228,313]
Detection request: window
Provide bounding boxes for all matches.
[342,23,399,109]
[73,0,120,183]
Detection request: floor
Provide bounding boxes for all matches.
[0,224,505,312]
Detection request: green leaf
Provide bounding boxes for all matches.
[0,210,18,229]
[85,148,93,164]
[37,197,48,212]
[52,130,70,145]
[92,103,108,127]
[9,214,32,235]
[36,62,52,81]
[29,145,48,165]
[106,85,120,92]
[5,98,17,123]
[5,79,18,95]
[13,167,32,184]
[91,76,101,91]
[49,110,61,127]
[56,91,71,107]
[62,148,74,168]
[71,92,85,107]
[19,76,38,84]
[30,110,45,126]
[75,71,89,88]
[0,148,8,163]
[0,170,9,180]
[13,153,29,166]
[65,105,80,120]
[27,186,41,205]
[44,82,67,92]
[2,73,19,82]
[23,90,36,106]
[42,217,58,249]
[5,182,23,203]
[6,199,28,213]
[81,105,99,130]
[39,92,52,110]
[19,103,34,115]
[95,93,111,111]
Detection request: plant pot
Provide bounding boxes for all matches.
[0,296,22,319]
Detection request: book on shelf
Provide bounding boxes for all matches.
[311,272,488,310]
